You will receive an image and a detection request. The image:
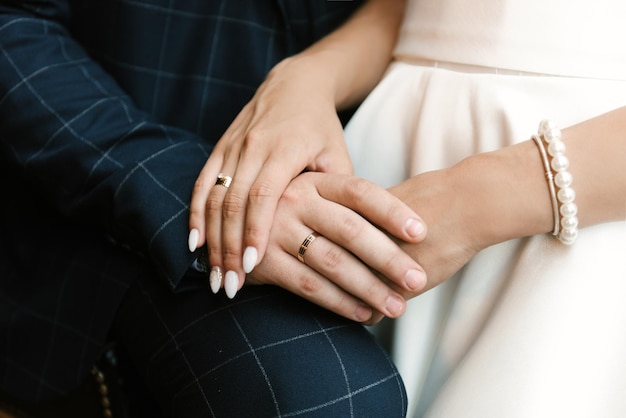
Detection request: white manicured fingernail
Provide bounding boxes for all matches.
[188,228,199,252]
[243,246,258,274]
[224,271,239,299]
[210,266,222,294]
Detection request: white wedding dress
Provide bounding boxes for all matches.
[344,1,626,417]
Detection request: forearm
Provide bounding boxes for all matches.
[271,0,406,110]
[564,107,626,226]
[448,107,626,249]
[389,108,626,293]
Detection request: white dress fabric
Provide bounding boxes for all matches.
[344,1,626,417]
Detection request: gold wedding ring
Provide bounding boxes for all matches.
[215,173,232,188]
[297,232,319,264]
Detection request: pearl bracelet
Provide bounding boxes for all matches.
[531,120,578,245]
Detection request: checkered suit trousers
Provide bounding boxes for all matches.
[111,273,407,417]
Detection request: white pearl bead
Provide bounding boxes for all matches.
[538,119,557,136]
[535,119,577,245]
[551,154,569,172]
[554,171,573,188]
[559,228,578,244]
[558,187,576,203]
[548,139,566,157]
[561,215,579,230]
[543,127,562,143]
[560,202,578,218]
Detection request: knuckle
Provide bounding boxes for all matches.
[192,176,210,194]
[188,205,203,220]
[248,181,276,204]
[244,223,265,243]
[279,185,303,208]
[319,246,344,270]
[313,154,332,173]
[279,186,297,203]
[206,193,223,214]
[298,274,321,296]
[221,193,246,218]
[222,244,241,260]
[363,280,382,302]
[207,246,221,265]
[338,216,365,242]
[344,177,372,204]
[242,128,267,149]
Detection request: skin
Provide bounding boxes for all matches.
[246,107,626,323]
[189,0,626,323]
[188,0,411,299]
[245,172,428,323]
[388,107,626,300]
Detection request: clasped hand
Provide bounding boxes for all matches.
[188,56,429,323]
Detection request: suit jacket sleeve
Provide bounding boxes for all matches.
[0,1,210,289]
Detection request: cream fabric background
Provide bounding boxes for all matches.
[345,1,626,416]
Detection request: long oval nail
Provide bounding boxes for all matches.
[243,246,258,274]
[210,266,222,294]
[224,271,239,299]
[188,228,199,252]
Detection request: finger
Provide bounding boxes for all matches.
[291,229,408,319]
[250,248,377,324]
[189,104,253,251]
[216,134,273,293]
[241,157,301,273]
[239,125,353,271]
[203,112,259,296]
[205,170,235,294]
[188,153,224,252]
[315,174,427,243]
[314,202,427,294]
[189,123,248,251]
[282,174,427,293]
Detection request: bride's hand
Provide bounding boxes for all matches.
[389,142,555,297]
[389,168,480,296]
[188,57,353,294]
[245,172,428,325]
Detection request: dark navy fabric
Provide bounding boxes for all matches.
[0,0,407,408]
[112,273,407,417]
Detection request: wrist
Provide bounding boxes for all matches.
[269,54,339,106]
[451,140,554,248]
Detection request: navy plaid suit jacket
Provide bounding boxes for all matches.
[0,0,363,400]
